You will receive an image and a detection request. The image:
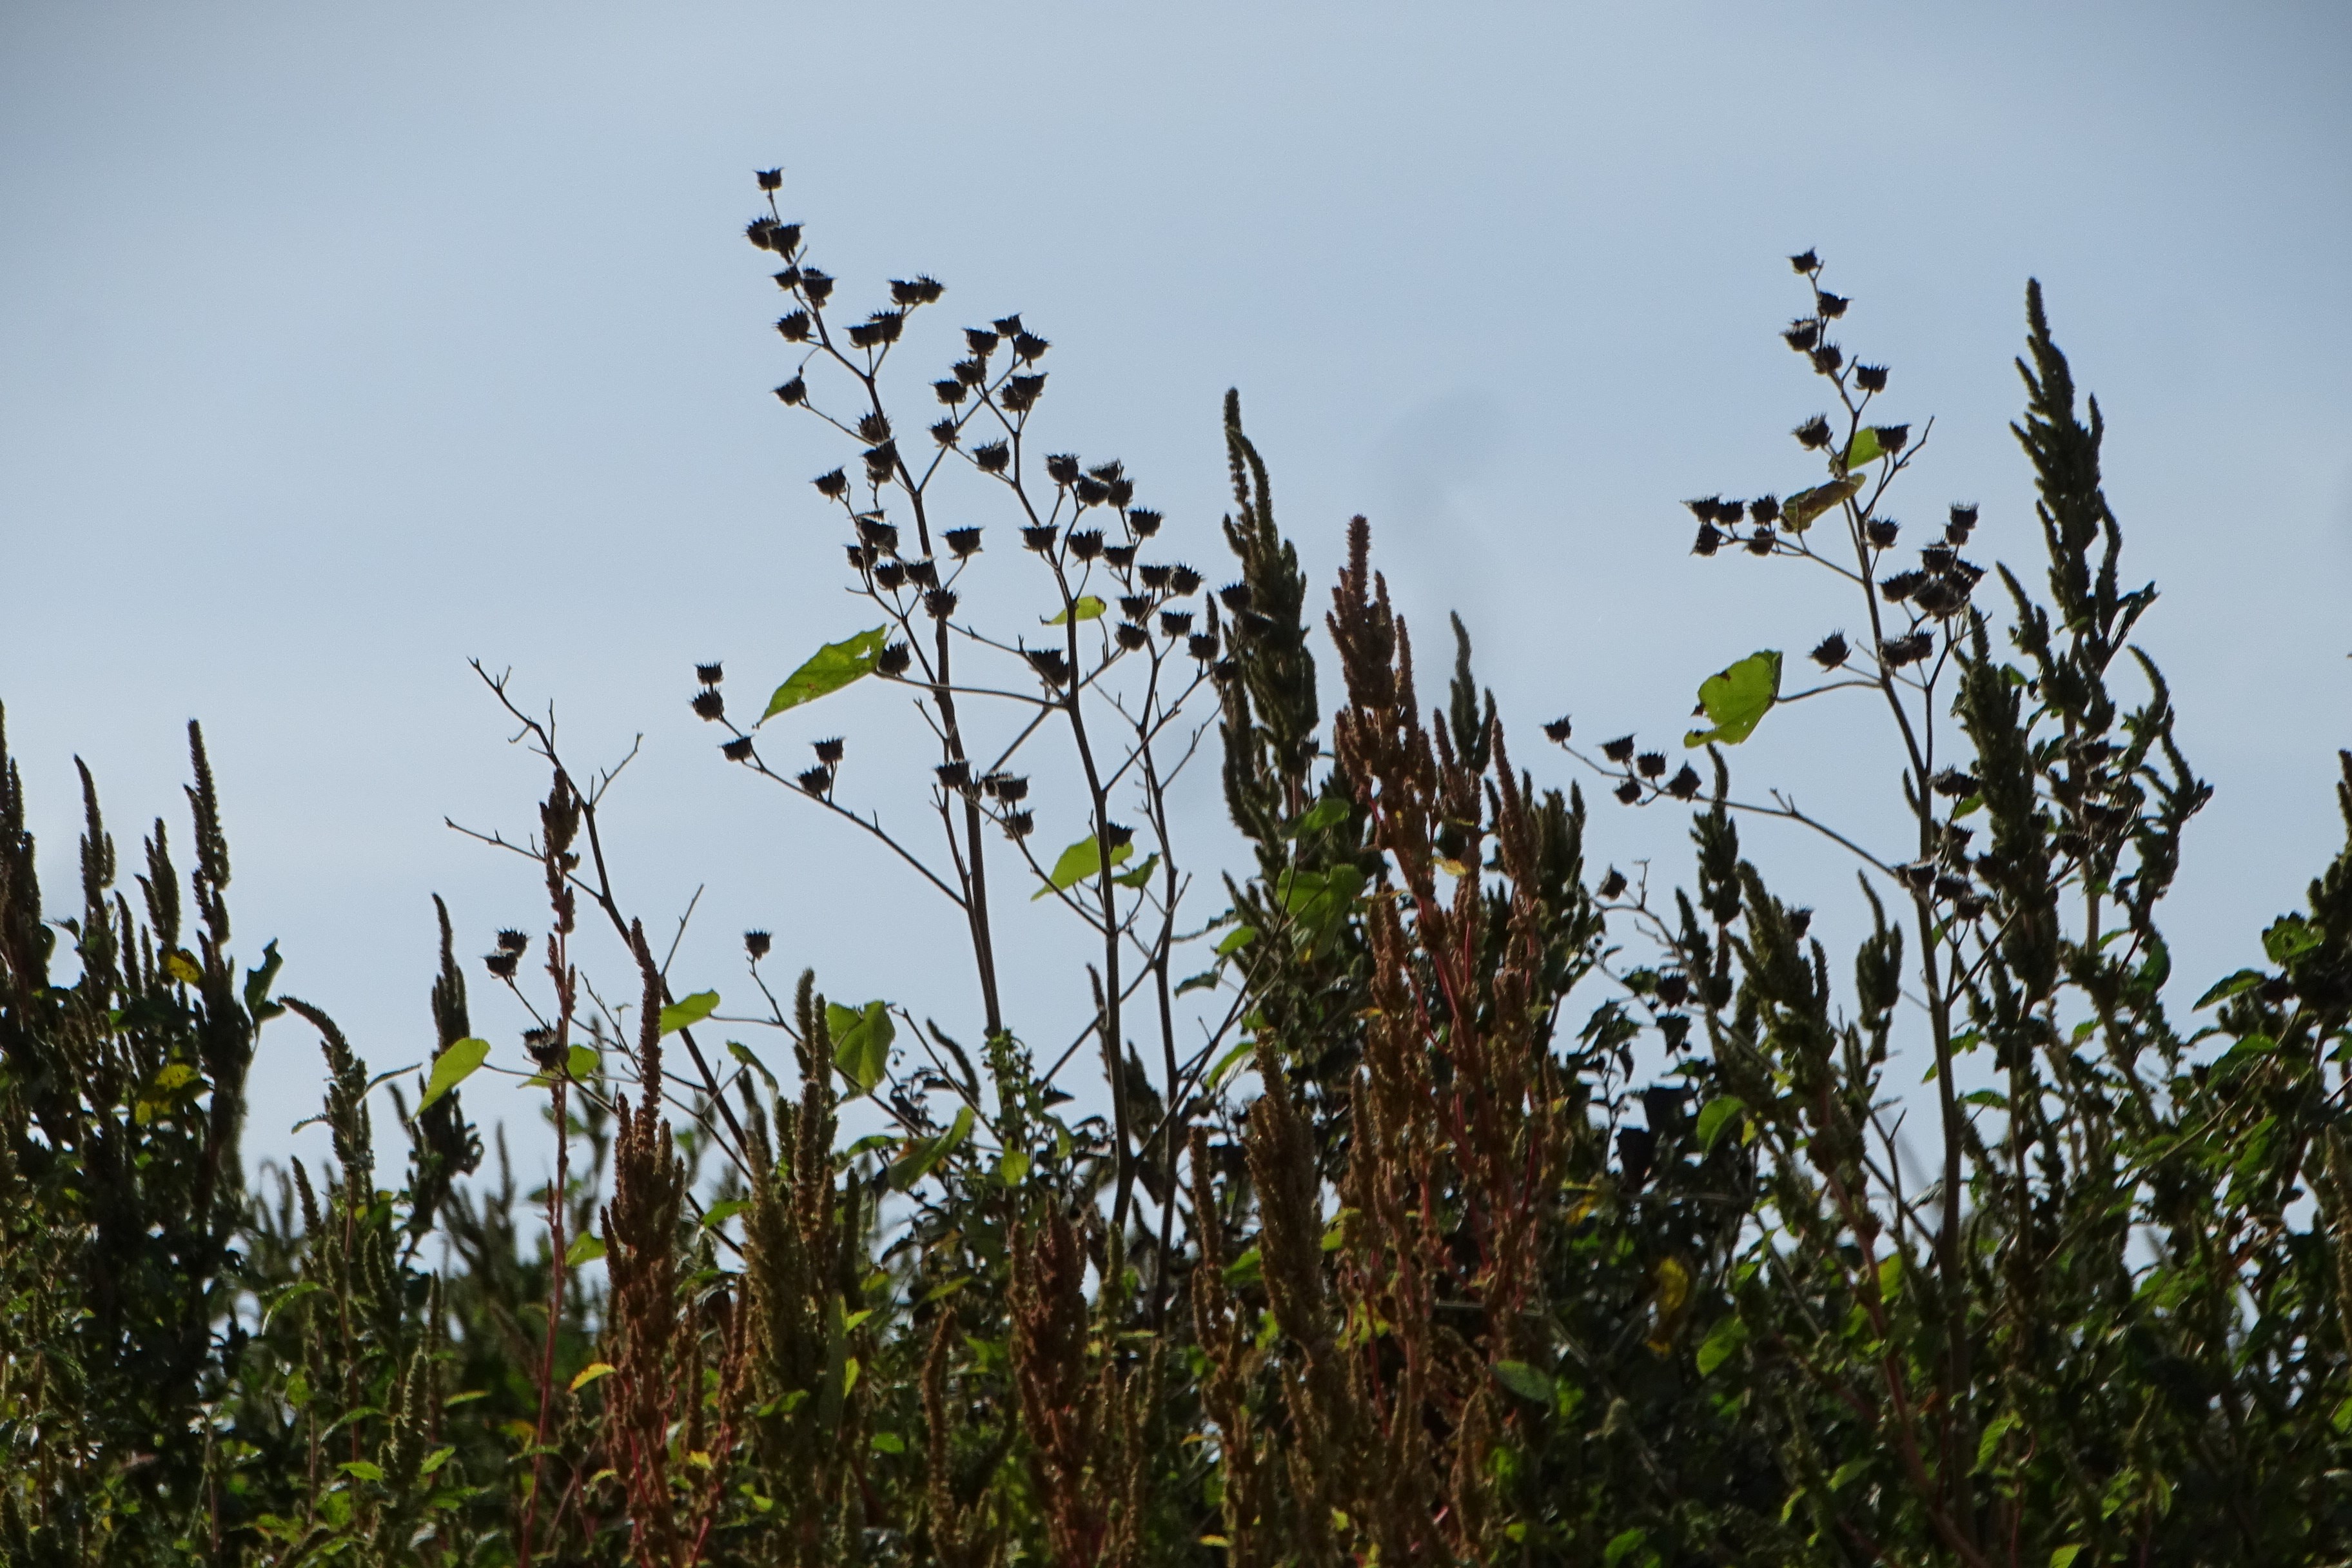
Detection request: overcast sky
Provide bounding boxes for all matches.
[5,2,2348,1181]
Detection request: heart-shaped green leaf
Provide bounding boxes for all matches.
[1685,651,1782,748]
[828,1001,896,1095]
[658,991,720,1035]
[1035,834,1134,898]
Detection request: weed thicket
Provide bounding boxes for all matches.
[5,184,2351,1567]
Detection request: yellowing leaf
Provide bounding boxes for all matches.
[762,626,888,721]
[569,1362,616,1392]
[1045,595,1106,625]
[416,1037,489,1115]
[565,1233,606,1266]
[164,949,202,985]
[1685,650,1782,749]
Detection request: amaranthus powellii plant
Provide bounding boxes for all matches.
[5,172,2351,1567]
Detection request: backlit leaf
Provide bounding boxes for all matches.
[1684,651,1781,748]
[1034,834,1135,898]
[1045,595,1106,625]
[828,1001,895,1095]
[658,991,719,1034]
[565,1233,605,1266]
[762,626,888,721]
[1840,426,1883,471]
[1696,1095,1747,1152]
[569,1362,616,1392]
[1781,473,1862,533]
[417,1037,489,1114]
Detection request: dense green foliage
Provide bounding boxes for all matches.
[6,196,2352,1567]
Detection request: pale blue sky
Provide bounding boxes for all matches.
[4,2,2348,1175]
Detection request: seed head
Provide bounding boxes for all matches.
[973,440,1011,474]
[992,313,1024,337]
[1106,477,1134,508]
[756,168,783,191]
[1745,529,1775,555]
[1817,291,1848,318]
[773,267,801,289]
[877,642,912,676]
[1880,631,1934,667]
[927,419,958,448]
[1046,453,1081,484]
[1685,495,1727,524]
[1912,578,1968,618]
[1789,250,1820,274]
[1749,496,1781,524]
[1692,524,1723,556]
[861,441,899,481]
[890,275,945,306]
[1896,860,1936,892]
[1542,716,1572,743]
[744,928,773,959]
[1794,415,1833,449]
[1598,867,1629,899]
[746,217,781,250]
[945,527,983,557]
[1865,516,1900,549]
[999,374,1046,413]
[937,760,970,789]
[1128,508,1164,537]
[1066,529,1104,560]
[874,560,906,591]
[722,737,754,762]
[814,467,850,498]
[1783,320,1820,351]
[1636,750,1667,779]
[813,737,845,764]
[774,377,808,404]
[1026,648,1072,685]
[1854,364,1888,393]
[776,311,812,342]
[1810,342,1843,373]
[1602,735,1636,763]
[497,928,531,954]
[1159,610,1194,638]
[1012,331,1050,362]
[1933,875,1971,903]
[484,950,519,979]
[1073,476,1108,505]
[1104,543,1137,568]
[846,543,874,571]
[1667,763,1702,799]
[1217,582,1254,614]
[1168,565,1203,596]
[1920,544,1955,573]
[1809,632,1850,669]
[1930,767,1978,798]
[952,357,988,387]
[1873,423,1909,454]
[798,269,834,306]
[1004,809,1035,839]
[691,688,725,721]
[1139,564,1172,590]
[1879,570,1925,603]
[1022,525,1058,551]
[923,588,958,619]
[1188,631,1219,661]
[965,327,999,357]
[857,516,899,552]
[1116,622,1150,650]
[933,380,967,407]
[994,775,1030,803]
[797,767,833,796]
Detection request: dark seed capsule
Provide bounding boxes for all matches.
[1817,292,1848,318]
[1636,751,1668,779]
[721,737,754,761]
[1931,767,1978,798]
[774,377,807,404]
[936,760,970,789]
[1218,582,1254,613]
[1810,632,1850,668]
[1004,808,1035,839]
[1692,524,1723,556]
[696,662,724,685]
[814,468,850,498]
[1789,250,1819,273]
[1022,525,1059,551]
[1866,517,1901,549]
[1854,364,1888,393]
[691,688,725,721]
[1168,566,1203,596]
[1745,529,1775,555]
[945,527,983,557]
[1120,594,1154,620]
[813,737,845,764]
[1103,543,1137,569]
[923,588,958,619]
[797,767,833,796]
[1115,621,1150,651]
[497,928,531,954]
[744,928,773,958]
[1046,453,1081,484]
[1188,632,1219,662]
[1598,868,1629,899]
[972,440,1011,474]
[1667,764,1702,800]
[1127,507,1163,536]
[1159,610,1193,638]
[964,327,999,357]
[484,950,519,978]
[1602,735,1637,763]
[1793,415,1833,449]
[756,168,783,191]
[1542,716,1572,743]
[877,642,911,676]
[1614,779,1642,805]
[1066,529,1104,560]
[1879,570,1926,603]
[874,561,906,591]
[1749,495,1781,524]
